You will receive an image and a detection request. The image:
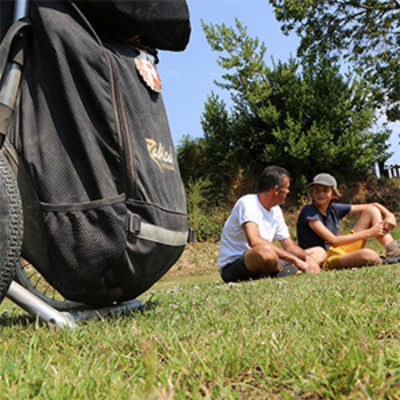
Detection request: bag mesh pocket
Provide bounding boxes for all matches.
[41,201,128,302]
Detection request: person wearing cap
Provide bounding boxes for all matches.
[218,166,324,283]
[296,173,400,269]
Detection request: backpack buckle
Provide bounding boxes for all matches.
[128,214,141,235]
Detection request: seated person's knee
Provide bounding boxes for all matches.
[363,205,380,219]
[257,244,279,264]
[247,244,279,274]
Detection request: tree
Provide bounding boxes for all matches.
[269,0,400,121]
[177,19,391,199]
[177,135,207,184]
[178,94,248,204]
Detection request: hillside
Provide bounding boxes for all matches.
[159,177,400,289]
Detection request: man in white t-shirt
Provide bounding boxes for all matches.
[219,166,325,283]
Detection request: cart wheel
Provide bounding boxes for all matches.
[15,259,84,310]
[0,150,23,303]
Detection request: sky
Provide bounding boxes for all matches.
[157,0,399,167]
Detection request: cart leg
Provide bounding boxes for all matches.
[6,281,78,328]
[6,280,144,327]
[67,299,144,322]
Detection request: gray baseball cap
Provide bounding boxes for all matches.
[309,173,337,188]
[309,173,341,196]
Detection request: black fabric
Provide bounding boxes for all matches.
[221,257,299,283]
[6,1,188,305]
[221,256,262,283]
[75,0,191,50]
[0,0,14,41]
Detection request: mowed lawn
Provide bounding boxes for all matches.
[0,243,400,398]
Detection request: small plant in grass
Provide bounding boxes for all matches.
[186,178,229,242]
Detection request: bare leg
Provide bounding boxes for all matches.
[305,246,326,266]
[339,248,382,268]
[244,244,281,275]
[353,206,393,246]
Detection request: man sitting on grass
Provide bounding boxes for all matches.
[218,166,324,283]
[296,173,400,270]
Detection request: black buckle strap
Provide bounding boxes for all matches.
[129,213,194,245]
[187,227,196,243]
[128,214,141,235]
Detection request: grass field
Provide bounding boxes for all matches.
[0,224,400,399]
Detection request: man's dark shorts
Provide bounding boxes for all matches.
[220,255,298,283]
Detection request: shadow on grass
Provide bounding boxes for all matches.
[0,312,36,327]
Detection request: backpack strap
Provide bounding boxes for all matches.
[129,214,189,246]
[0,18,31,143]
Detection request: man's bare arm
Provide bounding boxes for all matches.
[244,223,319,273]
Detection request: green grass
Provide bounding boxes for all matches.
[0,216,399,398]
[1,261,400,399]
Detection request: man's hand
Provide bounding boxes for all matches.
[296,258,320,274]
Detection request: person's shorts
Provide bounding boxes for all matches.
[220,256,261,283]
[220,256,298,283]
[323,232,366,270]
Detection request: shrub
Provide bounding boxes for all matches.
[186,178,229,242]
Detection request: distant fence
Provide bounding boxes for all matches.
[384,164,400,178]
[376,162,400,178]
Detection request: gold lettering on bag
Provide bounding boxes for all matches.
[146,138,175,172]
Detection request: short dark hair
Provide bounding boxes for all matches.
[258,166,290,193]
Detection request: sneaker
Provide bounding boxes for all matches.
[385,240,400,264]
[275,261,300,278]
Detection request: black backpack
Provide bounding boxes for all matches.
[1,0,191,305]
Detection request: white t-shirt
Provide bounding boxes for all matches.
[218,194,290,269]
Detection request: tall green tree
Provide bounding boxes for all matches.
[177,20,391,199]
[269,0,400,121]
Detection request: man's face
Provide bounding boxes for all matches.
[275,176,290,205]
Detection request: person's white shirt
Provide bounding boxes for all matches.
[218,194,290,270]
